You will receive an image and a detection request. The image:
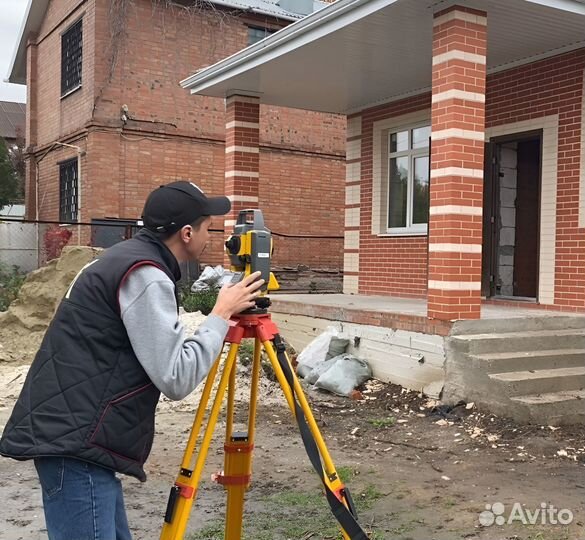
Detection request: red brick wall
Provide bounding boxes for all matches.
[357,49,585,310]
[27,0,345,271]
[35,0,96,147]
[486,49,585,310]
[259,149,344,268]
[358,93,431,298]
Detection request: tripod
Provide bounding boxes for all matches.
[160,303,369,540]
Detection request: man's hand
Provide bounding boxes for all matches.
[211,271,265,320]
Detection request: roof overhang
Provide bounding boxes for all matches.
[6,0,49,85]
[181,0,585,114]
[6,0,324,85]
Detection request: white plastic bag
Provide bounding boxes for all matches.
[314,354,372,397]
[296,327,338,379]
[192,265,240,291]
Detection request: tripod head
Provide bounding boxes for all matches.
[224,209,280,303]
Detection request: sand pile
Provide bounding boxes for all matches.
[0,246,101,364]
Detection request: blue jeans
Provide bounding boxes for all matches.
[34,457,132,540]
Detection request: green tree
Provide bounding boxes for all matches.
[0,137,21,211]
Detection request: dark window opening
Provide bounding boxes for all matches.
[60,159,78,222]
[61,19,83,96]
[248,26,276,45]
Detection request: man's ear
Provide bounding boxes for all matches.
[180,225,192,242]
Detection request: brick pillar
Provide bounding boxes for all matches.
[224,95,260,238]
[428,6,487,320]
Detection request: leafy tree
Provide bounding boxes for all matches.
[0,137,22,211]
[9,131,26,192]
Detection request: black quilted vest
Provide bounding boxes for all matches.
[0,229,181,481]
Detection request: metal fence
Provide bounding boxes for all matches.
[0,218,343,291]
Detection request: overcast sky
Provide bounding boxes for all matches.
[0,0,28,103]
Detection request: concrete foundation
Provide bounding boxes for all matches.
[270,294,585,425]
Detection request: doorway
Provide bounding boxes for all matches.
[482,131,542,300]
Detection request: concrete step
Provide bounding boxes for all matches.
[489,366,585,396]
[471,349,585,373]
[452,315,585,335]
[449,328,585,354]
[511,389,585,425]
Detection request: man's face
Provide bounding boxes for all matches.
[185,216,212,260]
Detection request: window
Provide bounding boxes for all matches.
[61,19,83,96]
[387,125,430,232]
[248,26,276,45]
[60,159,78,222]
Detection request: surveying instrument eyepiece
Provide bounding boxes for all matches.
[160,209,369,540]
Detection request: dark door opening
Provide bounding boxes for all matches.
[482,132,542,300]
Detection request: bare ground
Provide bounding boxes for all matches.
[1,315,584,540]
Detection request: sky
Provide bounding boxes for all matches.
[0,0,28,103]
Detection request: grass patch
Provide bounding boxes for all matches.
[237,339,255,366]
[357,484,384,511]
[335,465,354,484]
[368,417,396,428]
[0,263,25,312]
[179,287,218,315]
[186,475,387,539]
[186,521,224,540]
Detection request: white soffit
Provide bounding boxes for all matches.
[182,0,585,114]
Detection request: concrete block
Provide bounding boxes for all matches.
[499,227,516,246]
[500,207,516,227]
[500,144,517,168]
[500,186,517,207]
[499,255,514,267]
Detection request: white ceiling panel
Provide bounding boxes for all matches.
[182,0,585,114]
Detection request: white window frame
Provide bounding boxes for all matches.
[386,122,430,235]
[370,109,431,238]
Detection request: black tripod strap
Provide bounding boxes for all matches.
[272,335,369,540]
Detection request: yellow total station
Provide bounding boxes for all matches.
[224,209,280,295]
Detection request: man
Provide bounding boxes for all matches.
[0,181,264,540]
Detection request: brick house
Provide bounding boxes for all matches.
[180,0,585,421]
[0,101,26,148]
[183,0,585,316]
[7,0,345,270]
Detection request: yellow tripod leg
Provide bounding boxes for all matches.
[261,339,352,540]
[160,343,240,540]
[221,338,262,540]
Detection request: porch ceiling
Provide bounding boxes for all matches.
[181,0,585,114]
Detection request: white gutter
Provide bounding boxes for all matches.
[181,0,398,93]
[524,0,585,14]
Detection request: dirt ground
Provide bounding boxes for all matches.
[1,313,584,540]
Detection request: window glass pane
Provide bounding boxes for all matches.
[390,130,408,153]
[248,27,275,45]
[412,126,431,149]
[60,159,78,222]
[413,156,429,224]
[388,156,408,228]
[61,20,83,95]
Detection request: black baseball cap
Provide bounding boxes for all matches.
[142,181,231,234]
